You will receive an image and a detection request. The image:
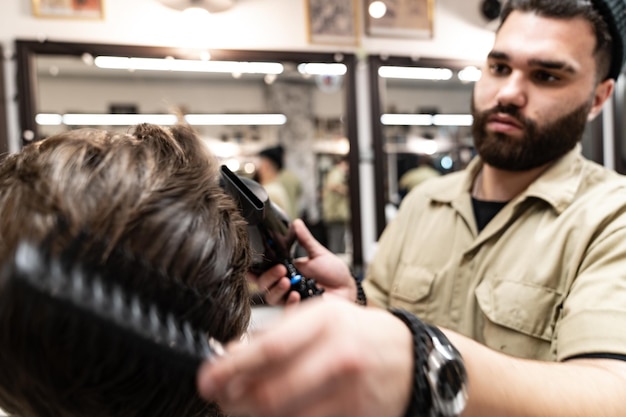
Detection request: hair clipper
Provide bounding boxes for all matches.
[220,165,324,300]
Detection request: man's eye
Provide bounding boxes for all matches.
[533,71,560,83]
[489,63,510,75]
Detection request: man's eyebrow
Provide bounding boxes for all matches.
[528,58,577,74]
[487,51,510,61]
[487,50,577,74]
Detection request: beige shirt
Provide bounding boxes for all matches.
[279,170,303,220]
[364,146,626,361]
[398,165,441,192]
[263,180,291,219]
[322,165,350,223]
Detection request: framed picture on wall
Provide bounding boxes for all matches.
[32,0,104,19]
[306,0,359,45]
[365,0,434,38]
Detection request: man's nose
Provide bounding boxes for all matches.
[495,72,528,108]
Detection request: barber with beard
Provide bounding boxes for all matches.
[198,1,626,416]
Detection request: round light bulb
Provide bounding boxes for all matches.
[369,1,387,19]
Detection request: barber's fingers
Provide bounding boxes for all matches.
[198,300,325,398]
[249,264,285,290]
[248,341,370,417]
[264,277,300,305]
[293,218,329,258]
[209,341,361,417]
[272,380,360,417]
[198,299,413,417]
[198,301,359,417]
[247,265,292,305]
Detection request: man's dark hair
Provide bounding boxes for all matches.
[0,123,251,417]
[499,0,615,81]
[259,145,285,170]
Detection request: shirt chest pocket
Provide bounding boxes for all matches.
[389,264,436,316]
[475,279,561,360]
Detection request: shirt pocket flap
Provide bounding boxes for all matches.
[475,279,559,341]
[390,264,436,303]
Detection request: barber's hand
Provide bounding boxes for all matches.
[292,218,356,301]
[248,219,356,305]
[197,298,413,417]
[247,263,296,305]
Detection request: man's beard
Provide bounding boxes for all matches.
[471,98,592,171]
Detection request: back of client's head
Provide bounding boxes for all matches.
[0,123,251,417]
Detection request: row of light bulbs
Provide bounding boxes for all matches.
[93,55,480,82]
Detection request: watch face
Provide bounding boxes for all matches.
[425,326,469,417]
[436,359,467,400]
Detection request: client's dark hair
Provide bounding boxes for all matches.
[0,123,251,417]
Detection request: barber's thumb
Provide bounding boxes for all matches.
[293,218,326,255]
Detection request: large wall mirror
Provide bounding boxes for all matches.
[368,54,605,238]
[15,40,363,269]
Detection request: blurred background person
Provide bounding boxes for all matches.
[322,155,350,254]
[256,145,292,218]
[398,154,441,199]
[279,165,304,220]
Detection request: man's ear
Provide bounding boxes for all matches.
[588,78,615,121]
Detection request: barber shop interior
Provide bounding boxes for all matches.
[2,0,626,415]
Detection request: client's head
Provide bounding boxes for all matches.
[0,123,251,417]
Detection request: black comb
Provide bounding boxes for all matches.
[0,241,226,375]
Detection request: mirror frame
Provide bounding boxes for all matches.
[15,39,364,269]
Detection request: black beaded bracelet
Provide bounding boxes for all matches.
[389,308,433,417]
[353,274,367,306]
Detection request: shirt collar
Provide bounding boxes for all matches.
[426,145,585,214]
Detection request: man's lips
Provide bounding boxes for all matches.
[487,113,524,133]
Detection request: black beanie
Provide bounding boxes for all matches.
[259,145,284,170]
[593,0,626,79]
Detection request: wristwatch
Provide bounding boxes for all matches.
[422,324,468,416]
[390,308,468,417]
